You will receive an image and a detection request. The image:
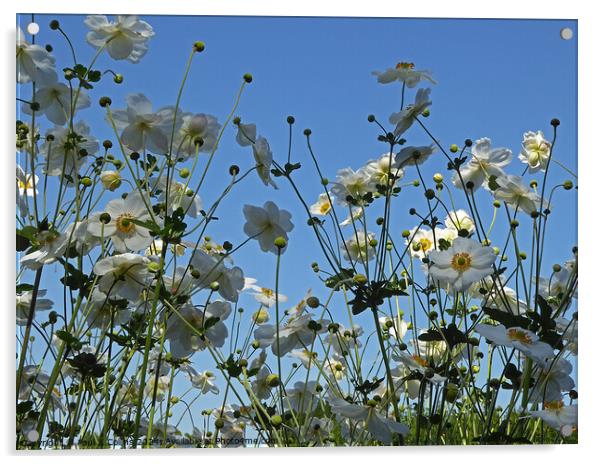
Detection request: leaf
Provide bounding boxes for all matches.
[17,401,33,415]
[325,268,354,290]
[55,329,82,351]
[16,283,34,293]
[482,307,531,329]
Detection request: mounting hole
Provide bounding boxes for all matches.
[560,27,573,40]
[26,22,40,35]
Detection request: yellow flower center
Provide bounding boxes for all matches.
[418,238,432,252]
[451,252,472,272]
[261,288,275,299]
[18,177,34,191]
[507,328,533,345]
[544,400,564,411]
[319,201,331,214]
[412,355,429,367]
[116,213,136,234]
[396,62,415,70]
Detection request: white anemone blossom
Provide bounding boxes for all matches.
[165,301,232,358]
[181,364,219,394]
[16,289,53,326]
[84,289,132,329]
[190,251,245,303]
[16,27,56,84]
[364,153,403,187]
[342,230,376,262]
[428,237,496,291]
[93,253,152,301]
[153,176,203,218]
[396,144,437,168]
[235,122,257,147]
[84,15,154,63]
[309,192,333,216]
[389,88,432,136]
[444,209,475,233]
[452,137,512,190]
[88,192,154,253]
[16,165,37,218]
[175,113,221,159]
[244,279,287,308]
[519,130,552,173]
[111,93,181,154]
[530,357,575,403]
[494,174,548,215]
[407,227,441,259]
[20,229,67,270]
[475,324,554,362]
[253,313,328,357]
[328,396,409,444]
[23,80,90,125]
[242,201,294,254]
[40,121,99,179]
[252,136,277,188]
[528,401,577,437]
[330,166,374,205]
[372,61,436,88]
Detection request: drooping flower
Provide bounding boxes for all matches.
[389,88,432,136]
[475,324,554,361]
[165,301,232,358]
[452,137,512,190]
[396,144,437,168]
[111,93,180,154]
[16,27,57,84]
[493,174,548,215]
[528,401,577,437]
[84,15,154,63]
[175,113,221,159]
[341,230,376,262]
[245,280,287,308]
[88,191,154,253]
[20,229,67,270]
[242,201,294,254]
[428,237,496,291]
[364,153,403,187]
[16,165,37,217]
[16,289,53,326]
[181,365,219,394]
[327,396,409,444]
[40,121,99,179]
[252,136,277,188]
[530,357,575,403]
[253,313,328,357]
[235,122,257,147]
[100,170,122,191]
[444,209,475,234]
[372,61,437,88]
[23,80,90,125]
[309,192,333,216]
[93,253,152,301]
[519,130,552,172]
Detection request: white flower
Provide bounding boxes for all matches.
[372,62,436,88]
[339,207,363,227]
[389,88,432,136]
[428,237,496,291]
[364,153,403,187]
[519,130,552,172]
[58,219,101,255]
[246,283,287,308]
[395,352,445,384]
[530,357,575,403]
[475,324,554,361]
[494,174,547,215]
[100,170,122,191]
[251,366,273,400]
[528,402,577,437]
[407,227,440,259]
[324,356,346,381]
[84,15,154,63]
[16,165,37,217]
[16,289,53,326]
[176,113,221,159]
[379,315,408,341]
[452,137,512,190]
[290,349,319,369]
[145,239,185,258]
[88,192,154,253]
[182,365,219,394]
[85,289,131,329]
[93,253,152,301]
[111,93,180,153]
[20,229,67,270]
[537,266,573,301]
[555,316,578,354]
[190,251,245,302]
[40,121,99,178]
[253,313,328,357]
[242,201,294,254]
[144,375,170,401]
[342,230,376,262]
[165,301,232,358]
[23,80,90,125]
[444,209,475,233]
[309,192,332,216]
[16,27,56,84]
[286,380,321,413]
[330,167,374,205]
[396,144,438,168]
[18,366,65,412]
[252,136,277,188]
[235,122,256,147]
[153,176,203,218]
[328,396,409,444]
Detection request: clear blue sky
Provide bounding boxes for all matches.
[17,14,577,432]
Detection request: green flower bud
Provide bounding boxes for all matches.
[306,296,320,308]
[563,180,573,190]
[193,41,205,52]
[210,281,220,291]
[243,73,253,83]
[113,74,124,84]
[266,374,280,388]
[214,418,225,429]
[353,274,367,284]
[274,236,287,248]
[433,173,444,183]
[99,96,112,107]
[270,415,282,427]
[450,144,459,153]
[179,168,190,178]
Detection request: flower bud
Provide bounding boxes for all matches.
[99,96,112,107]
[287,115,295,124]
[113,74,124,84]
[49,20,60,30]
[243,73,253,83]
[100,171,122,191]
[229,164,240,176]
[306,296,320,308]
[179,168,190,179]
[193,41,205,52]
[266,374,280,388]
[209,281,220,291]
[553,264,562,273]
[563,180,573,190]
[433,173,444,183]
[270,415,282,427]
[252,309,269,324]
[80,177,92,187]
[274,236,287,249]
[353,274,367,284]
[450,144,459,153]
[99,212,111,224]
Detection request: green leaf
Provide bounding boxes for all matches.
[482,307,531,329]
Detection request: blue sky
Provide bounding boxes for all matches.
[17,14,577,432]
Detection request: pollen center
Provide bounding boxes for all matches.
[451,252,472,272]
[418,238,432,252]
[116,213,136,234]
[507,328,533,345]
[396,62,415,70]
